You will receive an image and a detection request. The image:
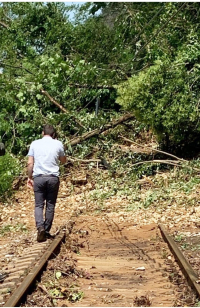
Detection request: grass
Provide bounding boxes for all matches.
[174,234,185,242]
[0,223,27,236]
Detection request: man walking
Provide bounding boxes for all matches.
[27,124,66,242]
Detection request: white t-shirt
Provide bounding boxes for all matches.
[28,136,65,177]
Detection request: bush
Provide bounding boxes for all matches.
[0,154,22,200]
[116,37,200,153]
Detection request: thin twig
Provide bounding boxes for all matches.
[119,135,187,162]
[38,284,65,303]
[132,159,200,172]
[67,157,101,163]
[38,283,55,306]
[132,159,181,167]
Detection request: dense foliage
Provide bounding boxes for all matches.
[0,154,22,200]
[0,2,200,198]
[116,3,200,151]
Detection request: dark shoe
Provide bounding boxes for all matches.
[37,227,46,242]
[45,231,55,239]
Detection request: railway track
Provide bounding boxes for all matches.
[0,232,66,307]
[0,221,199,307]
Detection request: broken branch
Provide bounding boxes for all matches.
[70,113,134,146]
[68,83,114,90]
[132,159,200,172]
[40,89,84,128]
[132,160,182,167]
[0,21,8,28]
[67,157,101,163]
[120,135,187,162]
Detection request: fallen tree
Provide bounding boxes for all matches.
[69,113,134,146]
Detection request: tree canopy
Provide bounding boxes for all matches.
[0,2,200,156]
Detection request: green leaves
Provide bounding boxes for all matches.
[55,271,62,280]
[0,1,200,158]
[0,154,22,200]
[116,34,200,150]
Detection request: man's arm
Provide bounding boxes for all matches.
[58,142,66,164]
[27,156,34,188]
[59,156,66,164]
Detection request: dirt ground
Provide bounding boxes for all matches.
[64,218,179,307]
[0,170,200,306]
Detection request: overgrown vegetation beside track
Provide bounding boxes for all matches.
[0,154,22,200]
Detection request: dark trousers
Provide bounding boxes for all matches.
[33,176,60,232]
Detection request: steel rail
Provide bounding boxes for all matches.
[159,223,200,298]
[4,232,65,307]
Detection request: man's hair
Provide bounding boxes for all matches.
[43,124,56,138]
